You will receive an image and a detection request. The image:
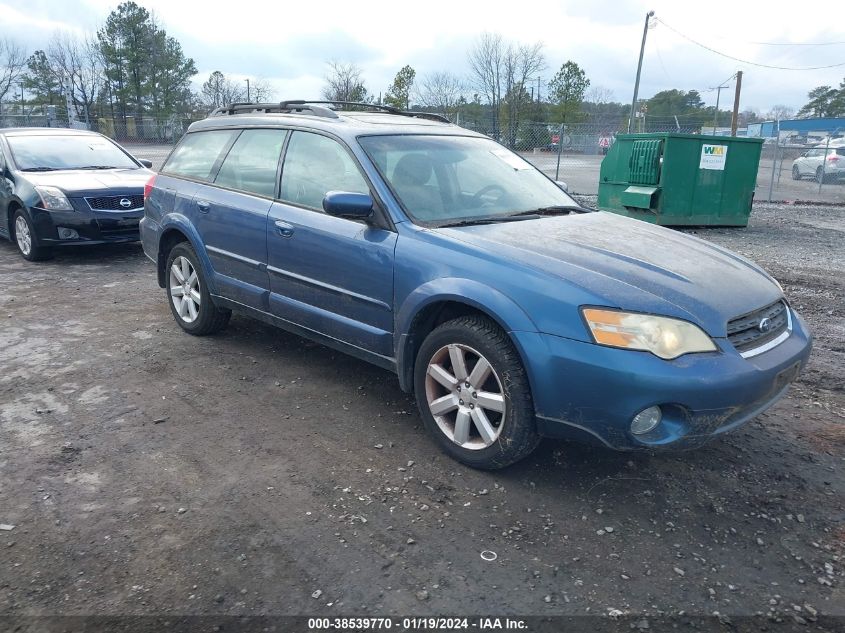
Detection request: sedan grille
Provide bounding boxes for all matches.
[727,300,789,354]
[85,194,144,211]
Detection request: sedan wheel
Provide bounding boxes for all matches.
[15,215,32,256]
[792,165,801,180]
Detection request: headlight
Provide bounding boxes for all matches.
[582,308,717,360]
[34,186,73,211]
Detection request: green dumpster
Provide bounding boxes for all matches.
[597,133,763,227]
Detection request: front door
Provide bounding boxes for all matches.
[267,131,396,358]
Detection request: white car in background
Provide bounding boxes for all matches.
[792,145,845,183]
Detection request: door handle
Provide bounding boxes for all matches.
[274,220,295,238]
[196,199,210,213]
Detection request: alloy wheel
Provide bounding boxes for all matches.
[15,216,32,256]
[424,343,506,450]
[169,255,201,323]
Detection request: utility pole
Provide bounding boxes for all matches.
[628,10,654,133]
[245,78,250,102]
[537,76,541,104]
[730,70,743,136]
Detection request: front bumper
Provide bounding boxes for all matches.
[517,309,812,450]
[30,202,142,247]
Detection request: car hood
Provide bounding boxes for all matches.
[20,168,151,194]
[436,211,783,337]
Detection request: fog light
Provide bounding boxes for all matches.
[631,406,662,435]
[58,227,78,240]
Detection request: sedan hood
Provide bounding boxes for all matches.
[20,168,151,194]
[437,212,782,337]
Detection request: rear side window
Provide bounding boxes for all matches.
[280,132,369,210]
[163,130,237,181]
[214,129,287,198]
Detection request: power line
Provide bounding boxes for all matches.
[656,18,845,70]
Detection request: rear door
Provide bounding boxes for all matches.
[266,131,396,358]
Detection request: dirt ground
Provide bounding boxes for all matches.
[0,202,843,628]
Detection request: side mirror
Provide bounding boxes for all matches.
[555,181,569,193]
[323,191,374,220]
[138,159,153,169]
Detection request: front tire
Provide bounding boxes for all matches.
[165,242,231,335]
[414,315,540,469]
[792,165,801,180]
[13,210,52,261]
[816,167,827,184]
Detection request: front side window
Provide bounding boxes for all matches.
[280,132,369,210]
[163,130,238,181]
[7,134,139,171]
[214,129,287,197]
[359,134,576,225]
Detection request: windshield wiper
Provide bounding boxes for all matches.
[20,166,58,172]
[77,165,121,170]
[437,214,541,228]
[509,204,593,217]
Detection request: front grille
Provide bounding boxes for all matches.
[86,194,144,211]
[727,300,789,354]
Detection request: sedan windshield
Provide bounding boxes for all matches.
[7,134,139,171]
[359,134,577,225]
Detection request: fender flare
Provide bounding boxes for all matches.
[156,215,217,294]
[394,278,540,392]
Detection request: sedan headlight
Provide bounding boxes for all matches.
[34,186,74,211]
[582,308,717,360]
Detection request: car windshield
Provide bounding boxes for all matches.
[359,135,577,225]
[7,134,139,171]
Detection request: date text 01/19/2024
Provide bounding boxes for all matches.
[307,617,528,630]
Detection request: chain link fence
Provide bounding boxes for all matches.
[4,104,844,203]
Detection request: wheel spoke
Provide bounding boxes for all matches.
[187,270,198,287]
[180,257,191,281]
[189,289,201,304]
[448,344,468,380]
[170,286,183,297]
[476,391,504,413]
[453,410,471,445]
[429,394,458,416]
[179,296,189,318]
[467,357,492,387]
[428,363,457,390]
[471,407,497,445]
[171,263,185,284]
[186,298,198,320]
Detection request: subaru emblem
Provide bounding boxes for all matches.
[758,317,772,333]
[119,198,132,208]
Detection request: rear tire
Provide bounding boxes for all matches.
[414,315,540,469]
[165,242,231,335]
[12,210,52,261]
[792,165,801,180]
[816,167,827,184]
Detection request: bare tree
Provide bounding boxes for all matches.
[503,41,545,146]
[766,104,795,121]
[201,71,245,109]
[48,33,102,125]
[468,32,505,136]
[585,85,614,105]
[321,61,369,102]
[249,77,275,102]
[0,38,27,111]
[416,71,465,117]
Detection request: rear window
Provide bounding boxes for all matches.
[163,130,237,181]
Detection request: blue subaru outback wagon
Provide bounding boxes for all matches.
[140,101,812,469]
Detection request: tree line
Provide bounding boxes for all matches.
[0,1,274,128]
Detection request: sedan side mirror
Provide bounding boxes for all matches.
[555,181,569,193]
[323,191,374,220]
[138,159,153,169]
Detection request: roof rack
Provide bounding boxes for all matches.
[210,102,338,118]
[210,100,450,123]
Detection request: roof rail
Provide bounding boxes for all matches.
[283,101,451,123]
[211,100,451,124]
[210,102,339,118]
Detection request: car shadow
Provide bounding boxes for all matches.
[0,238,144,264]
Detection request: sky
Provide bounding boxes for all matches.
[2,0,845,117]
